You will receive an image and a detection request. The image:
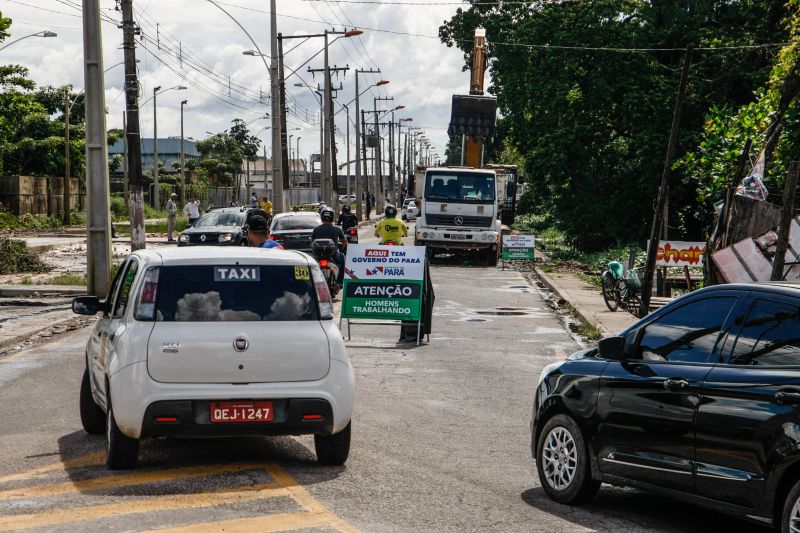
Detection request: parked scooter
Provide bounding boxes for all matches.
[311,238,341,297]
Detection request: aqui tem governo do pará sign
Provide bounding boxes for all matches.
[342,244,426,321]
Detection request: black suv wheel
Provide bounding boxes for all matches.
[536,414,599,504]
[781,479,800,533]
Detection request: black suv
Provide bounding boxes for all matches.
[178,207,250,246]
[532,283,800,531]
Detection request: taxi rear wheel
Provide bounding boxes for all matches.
[106,395,139,470]
[315,422,351,465]
[79,367,105,435]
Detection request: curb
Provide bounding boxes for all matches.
[0,313,84,352]
[0,286,86,297]
[533,266,611,336]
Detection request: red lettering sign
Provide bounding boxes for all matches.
[365,249,389,258]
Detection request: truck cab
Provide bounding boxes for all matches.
[413,166,500,265]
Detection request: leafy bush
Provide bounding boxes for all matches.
[110,195,126,217]
[0,237,51,274]
[68,210,86,226]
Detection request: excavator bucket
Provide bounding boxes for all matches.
[447,94,497,139]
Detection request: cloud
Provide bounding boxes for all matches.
[3,0,471,160]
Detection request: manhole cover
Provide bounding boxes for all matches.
[476,310,527,316]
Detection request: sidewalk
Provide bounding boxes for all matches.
[534,267,638,336]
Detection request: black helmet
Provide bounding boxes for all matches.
[341,204,350,213]
[321,207,335,222]
[385,204,397,218]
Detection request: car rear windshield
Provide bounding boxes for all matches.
[273,216,321,231]
[143,265,318,321]
[193,212,244,228]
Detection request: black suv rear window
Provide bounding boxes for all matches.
[151,265,317,321]
[273,216,320,231]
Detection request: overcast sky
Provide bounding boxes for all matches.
[2,0,473,164]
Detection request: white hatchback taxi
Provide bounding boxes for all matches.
[73,247,354,469]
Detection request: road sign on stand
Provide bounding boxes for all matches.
[342,245,427,343]
[502,235,535,261]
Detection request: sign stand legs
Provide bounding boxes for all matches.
[416,319,422,347]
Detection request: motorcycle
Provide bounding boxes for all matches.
[311,238,341,297]
[344,226,359,244]
[383,240,400,246]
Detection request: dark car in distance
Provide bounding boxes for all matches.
[532,283,800,532]
[178,207,250,247]
[269,212,322,252]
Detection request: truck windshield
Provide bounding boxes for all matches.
[425,171,495,203]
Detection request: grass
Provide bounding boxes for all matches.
[576,321,603,340]
[578,272,602,289]
[42,272,87,286]
[0,237,51,275]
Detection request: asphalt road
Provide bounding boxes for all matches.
[0,224,769,532]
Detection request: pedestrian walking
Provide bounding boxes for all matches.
[166,192,178,241]
[183,194,201,226]
[366,191,373,219]
[249,192,258,208]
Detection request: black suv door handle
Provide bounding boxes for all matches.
[663,378,689,391]
[775,391,800,405]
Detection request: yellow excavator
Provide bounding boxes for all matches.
[448,27,498,167]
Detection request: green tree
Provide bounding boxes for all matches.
[440,0,788,249]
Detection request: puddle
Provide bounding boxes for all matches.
[475,310,527,316]
[464,317,488,322]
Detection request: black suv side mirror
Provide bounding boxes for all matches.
[72,296,102,315]
[597,336,626,360]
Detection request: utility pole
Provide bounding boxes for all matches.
[277,33,289,212]
[361,109,369,216]
[374,96,394,212]
[772,161,800,281]
[388,115,395,204]
[642,45,693,311]
[343,105,350,203]
[180,100,187,207]
[153,86,160,210]
[270,0,283,212]
[121,0,145,251]
[353,68,380,220]
[82,0,112,296]
[123,111,128,209]
[63,92,71,225]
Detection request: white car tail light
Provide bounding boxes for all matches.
[134,267,160,321]
[311,265,334,319]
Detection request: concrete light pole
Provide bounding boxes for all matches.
[149,84,186,210]
[180,100,187,207]
[353,71,386,220]
[81,0,111,296]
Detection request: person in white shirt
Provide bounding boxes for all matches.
[166,192,179,241]
[183,195,201,226]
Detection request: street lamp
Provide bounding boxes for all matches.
[278,29,363,206]
[151,85,187,210]
[0,30,57,52]
[354,74,389,220]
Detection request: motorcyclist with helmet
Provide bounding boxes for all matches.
[374,204,408,244]
[312,207,347,284]
[337,204,359,231]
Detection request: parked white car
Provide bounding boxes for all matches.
[401,199,419,221]
[73,247,354,469]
